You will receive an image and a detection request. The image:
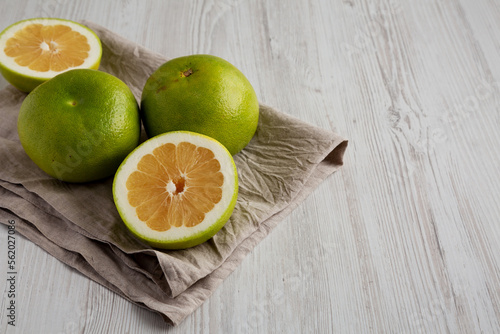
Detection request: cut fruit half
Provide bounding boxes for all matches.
[0,18,102,92]
[113,131,239,249]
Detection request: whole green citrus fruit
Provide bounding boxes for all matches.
[140,54,259,155]
[17,69,141,183]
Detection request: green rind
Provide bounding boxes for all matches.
[0,18,102,92]
[0,58,101,93]
[112,131,239,250]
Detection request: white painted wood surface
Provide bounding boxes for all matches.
[1,0,500,332]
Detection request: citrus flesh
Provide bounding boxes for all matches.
[17,69,141,183]
[0,18,102,92]
[140,54,259,155]
[113,131,238,249]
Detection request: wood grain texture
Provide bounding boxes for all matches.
[1,0,500,333]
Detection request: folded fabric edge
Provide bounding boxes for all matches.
[0,187,192,324]
[0,208,183,326]
[0,209,177,322]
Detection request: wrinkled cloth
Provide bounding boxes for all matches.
[0,21,348,326]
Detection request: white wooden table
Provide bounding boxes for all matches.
[1,0,500,333]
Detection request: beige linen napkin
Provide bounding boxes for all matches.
[0,21,348,326]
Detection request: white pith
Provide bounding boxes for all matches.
[0,18,101,78]
[114,132,237,243]
[166,180,177,193]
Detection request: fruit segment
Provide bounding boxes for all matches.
[126,142,224,231]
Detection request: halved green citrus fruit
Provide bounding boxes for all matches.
[140,54,259,155]
[0,18,102,92]
[113,131,238,249]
